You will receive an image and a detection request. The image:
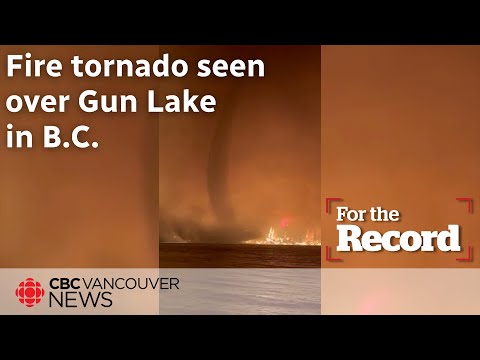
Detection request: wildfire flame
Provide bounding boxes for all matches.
[246,224,321,246]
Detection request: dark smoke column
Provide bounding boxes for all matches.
[207,88,238,225]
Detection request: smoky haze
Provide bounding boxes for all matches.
[159,46,321,243]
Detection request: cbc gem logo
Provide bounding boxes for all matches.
[15,278,45,308]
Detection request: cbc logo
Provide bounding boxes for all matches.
[15,278,45,308]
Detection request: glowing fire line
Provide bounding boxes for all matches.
[245,226,321,246]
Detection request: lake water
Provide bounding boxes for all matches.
[159,244,321,314]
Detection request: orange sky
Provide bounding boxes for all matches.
[159,46,321,240]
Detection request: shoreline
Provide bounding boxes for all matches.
[159,242,321,268]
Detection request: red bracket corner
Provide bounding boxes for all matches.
[325,246,343,262]
[456,246,473,262]
[456,197,473,214]
[325,197,343,214]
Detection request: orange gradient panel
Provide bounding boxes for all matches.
[321,45,480,268]
[0,46,159,268]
